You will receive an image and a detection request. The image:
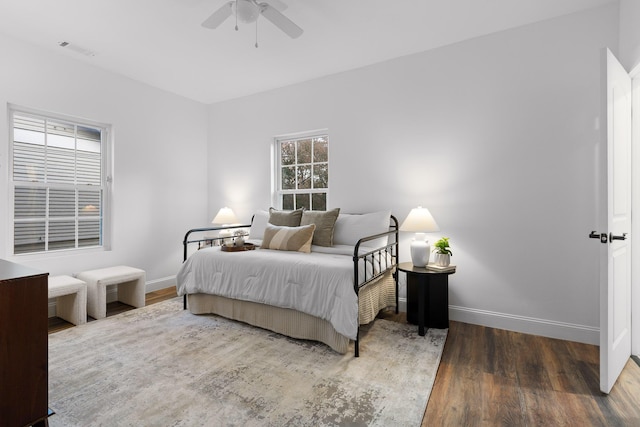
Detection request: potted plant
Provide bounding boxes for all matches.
[432,237,452,267]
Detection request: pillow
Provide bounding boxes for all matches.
[300,208,340,247]
[333,210,392,248]
[262,224,316,253]
[248,209,269,241]
[268,207,304,227]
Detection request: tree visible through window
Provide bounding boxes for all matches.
[10,109,108,254]
[276,134,328,210]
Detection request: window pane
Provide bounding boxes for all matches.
[46,120,76,184]
[47,145,76,184]
[14,222,45,254]
[295,193,310,210]
[47,120,75,148]
[282,194,294,210]
[313,137,328,162]
[48,220,76,250]
[79,219,101,247]
[14,187,46,218]
[281,141,295,166]
[79,190,101,217]
[49,189,75,217]
[13,141,45,182]
[313,164,328,189]
[297,139,312,164]
[297,165,311,189]
[77,125,101,186]
[13,115,45,144]
[312,193,327,211]
[281,166,296,190]
[76,150,102,185]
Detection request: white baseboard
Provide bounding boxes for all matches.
[49,282,599,345]
[449,305,599,345]
[395,298,598,345]
[145,275,176,293]
[48,275,177,318]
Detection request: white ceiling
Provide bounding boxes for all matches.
[0,0,615,104]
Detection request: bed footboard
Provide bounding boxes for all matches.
[353,215,399,357]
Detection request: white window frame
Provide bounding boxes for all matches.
[272,130,329,210]
[8,105,112,257]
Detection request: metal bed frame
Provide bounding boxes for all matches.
[181,215,399,357]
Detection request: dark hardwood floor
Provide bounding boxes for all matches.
[424,321,640,426]
[49,290,640,425]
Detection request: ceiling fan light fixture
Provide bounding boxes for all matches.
[233,0,260,24]
[201,0,303,43]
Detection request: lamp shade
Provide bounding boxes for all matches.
[212,207,239,225]
[399,206,440,233]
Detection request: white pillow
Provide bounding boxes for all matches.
[333,210,392,248]
[248,210,270,240]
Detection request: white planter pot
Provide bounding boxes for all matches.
[434,253,451,267]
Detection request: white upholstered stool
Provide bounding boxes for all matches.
[77,266,146,320]
[48,275,87,325]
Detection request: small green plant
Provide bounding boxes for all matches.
[433,237,453,256]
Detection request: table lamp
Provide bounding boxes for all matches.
[400,206,440,267]
[212,207,239,245]
[212,207,239,225]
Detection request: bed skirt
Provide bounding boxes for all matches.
[186,269,396,354]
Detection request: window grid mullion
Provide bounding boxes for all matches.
[44,118,49,184]
[75,189,79,249]
[44,187,49,252]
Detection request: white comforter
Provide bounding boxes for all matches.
[176,247,361,339]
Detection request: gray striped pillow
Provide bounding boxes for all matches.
[261,224,316,253]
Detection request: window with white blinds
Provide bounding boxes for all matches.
[10,109,109,255]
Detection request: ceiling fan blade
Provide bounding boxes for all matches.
[260,4,303,39]
[201,1,234,29]
[264,0,287,12]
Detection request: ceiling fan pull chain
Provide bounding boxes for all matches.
[255,19,259,48]
[235,0,239,31]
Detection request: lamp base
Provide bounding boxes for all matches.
[410,233,430,268]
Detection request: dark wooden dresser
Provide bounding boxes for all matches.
[0,259,49,427]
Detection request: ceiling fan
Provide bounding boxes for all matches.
[202,0,303,44]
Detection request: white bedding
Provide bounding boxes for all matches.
[176,247,363,339]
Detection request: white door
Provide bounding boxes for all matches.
[599,48,632,394]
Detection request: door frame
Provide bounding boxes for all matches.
[632,63,640,357]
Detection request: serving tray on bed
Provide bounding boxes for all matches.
[221,243,256,252]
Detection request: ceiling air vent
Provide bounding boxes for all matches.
[58,41,96,57]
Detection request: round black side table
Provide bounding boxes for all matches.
[398,262,456,336]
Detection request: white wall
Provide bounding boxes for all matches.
[0,33,209,288]
[206,4,619,344]
[619,0,640,72]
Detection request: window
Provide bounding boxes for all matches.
[10,108,110,255]
[274,133,328,210]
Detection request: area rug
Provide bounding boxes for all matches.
[47,298,447,426]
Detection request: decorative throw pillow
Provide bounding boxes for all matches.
[333,210,392,248]
[268,207,303,227]
[248,209,270,241]
[300,208,340,247]
[261,224,316,253]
